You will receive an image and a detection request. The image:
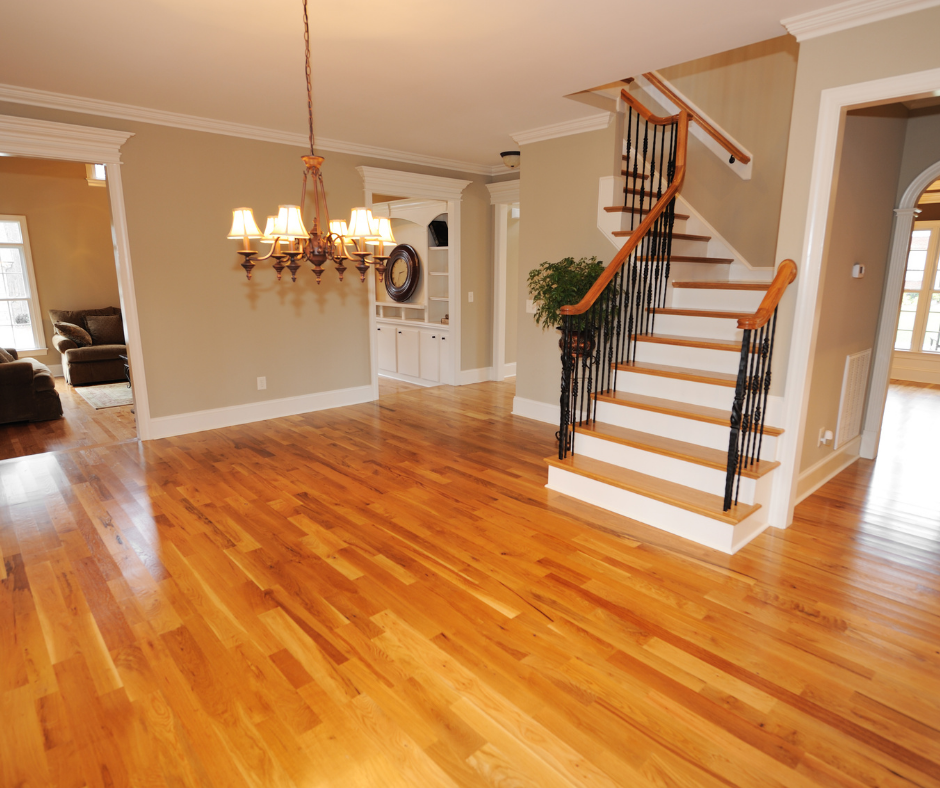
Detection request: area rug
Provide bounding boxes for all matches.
[75,382,134,409]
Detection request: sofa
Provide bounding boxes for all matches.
[49,306,127,386]
[0,348,63,424]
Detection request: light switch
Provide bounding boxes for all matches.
[468,292,474,303]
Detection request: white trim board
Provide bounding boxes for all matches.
[795,435,862,503]
[773,66,940,530]
[890,350,940,383]
[512,113,612,146]
[149,384,374,440]
[782,0,940,41]
[511,396,559,425]
[0,83,507,177]
[459,367,494,385]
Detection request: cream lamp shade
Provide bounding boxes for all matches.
[262,216,279,244]
[228,208,263,239]
[272,205,308,239]
[329,220,349,238]
[366,216,396,247]
[347,207,378,239]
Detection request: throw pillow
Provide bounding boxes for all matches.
[85,314,125,346]
[54,321,92,347]
[0,347,14,363]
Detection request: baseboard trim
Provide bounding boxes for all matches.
[378,371,439,388]
[149,384,375,440]
[459,367,494,385]
[511,396,559,425]
[48,363,63,377]
[502,362,517,378]
[795,435,862,504]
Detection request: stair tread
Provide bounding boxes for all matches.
[613,231,711,242]
[614,360,737,387]
[636,333,740,352]
[546,454,761,525]
[638,255,733,264]
[576,421,779,478]
[594,390,784,436]
[672,281,770,290]
[652,307,749,319]
[604,205,690,220]
[620,167,651,178]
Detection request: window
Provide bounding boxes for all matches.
[896,222,940,353]
[0,215,44,351]
[85,163,107,187]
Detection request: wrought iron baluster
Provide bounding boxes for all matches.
[724,330,750,511]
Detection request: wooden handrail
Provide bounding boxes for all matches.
[737,260,797,330]
[561,106,689,317]
[621,90,680,126]
[641,72,751,166]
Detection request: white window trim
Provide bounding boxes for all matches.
[895,220,940,354]
[85,162,107,187]
[0,213,46,352]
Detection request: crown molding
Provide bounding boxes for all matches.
[357,166,471,202]
[511,112,611,146]
[0,114,133,163]
[486,180,520,204]
[782,0,940,41]
[0,82,501,177]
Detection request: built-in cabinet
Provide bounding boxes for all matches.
[376,323,450,385]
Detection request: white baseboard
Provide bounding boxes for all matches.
[795,435,861,503]
[149,384,375,440]
[512,396,559,425]
[378,371,440,388]
[48,363,63,377]
[503,362,517,378]
[459,366,494,385]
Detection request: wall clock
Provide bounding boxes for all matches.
[384,244,420,302]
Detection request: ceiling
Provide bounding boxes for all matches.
[1,0,838,170]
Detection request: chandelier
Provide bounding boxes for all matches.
[227,0,394,284]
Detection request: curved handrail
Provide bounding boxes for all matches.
[621,90,681,126]
[642,72,751,166]
[737,260,797,330]
[561,102,689,317]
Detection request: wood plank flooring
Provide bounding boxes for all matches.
[0,377,137,461]
[1,379,938,788]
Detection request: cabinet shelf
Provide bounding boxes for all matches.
[429,272,448,276]
[429,245,449,250]
[376,302,425,309]
[429,297,449,302]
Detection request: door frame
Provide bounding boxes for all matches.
[487,180,520,382]
[0,114,153,440]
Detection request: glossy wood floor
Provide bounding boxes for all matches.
[2,380,939,788]
[0,376,137,461]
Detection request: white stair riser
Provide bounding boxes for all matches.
[669,288,766,312]
[546,465,768,554]
[633,342,740,375]
[616,371,735,410]
[668,238,710,257]
[617,215,688,235]
[574,432,765,504]
[593,401,780,461]
[649,313,744,342]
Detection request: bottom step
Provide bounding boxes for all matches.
[545,454,768,554]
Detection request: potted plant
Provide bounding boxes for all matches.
[527,256,604,355]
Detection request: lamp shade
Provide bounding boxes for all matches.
[347,207,378,239]
[329,220,349,238]
[261,216,278,244]
[228,208,263,239]
[272,205,308,239]
[366,216,396,247]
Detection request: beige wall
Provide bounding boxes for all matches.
[505,213,519,365]
[460,181,493,373]
[799,107,908,471]
[516,123,620,405]
[897,106,940,202]
[653,36,800,268]
[0,101,495,419]
[0,157,119,365]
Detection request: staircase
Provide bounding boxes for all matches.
[544,90,796,555]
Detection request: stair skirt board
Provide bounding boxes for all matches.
[547,465,769,554]
[571,431,773,506]
[593,401,780,461]
[633,342,741,375]
[646,313,745,342]
[615,371,737,411]
[669,288,767,312]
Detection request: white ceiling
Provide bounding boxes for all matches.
[1,0,837,170]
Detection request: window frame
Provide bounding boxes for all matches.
[0,214,46,353]
[896,219,940,354]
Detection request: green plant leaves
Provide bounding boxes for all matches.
[526,256,605,331]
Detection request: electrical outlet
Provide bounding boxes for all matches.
[257,376,266,390]
[818,427,833,446]
[526,299,537,314]
[468,291,474,303]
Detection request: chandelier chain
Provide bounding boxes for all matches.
[303,0,315,156]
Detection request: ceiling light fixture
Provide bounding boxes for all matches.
[500,150,521,169]
[227,0,393,284]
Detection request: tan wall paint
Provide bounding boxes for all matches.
[460,181,493,374]
[0,101,494,418]
[799,107,907,472]
[655,36,799,268]
[505,213,519,365]
[772,5,940,397]
[897,106,940,202]
[516,123,619,405]
[0,157,119,365]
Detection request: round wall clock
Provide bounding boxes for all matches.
[384,244,420,302]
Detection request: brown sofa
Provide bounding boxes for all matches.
[0,348,63,424]
[50,306,127,386]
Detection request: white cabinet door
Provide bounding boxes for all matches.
[440,333,453,384]
[396,328,420,378]
[420,331,440,383]
[377,326,397,372]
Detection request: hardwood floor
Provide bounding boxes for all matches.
[1,379,938,787]
[0,376,137,461]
